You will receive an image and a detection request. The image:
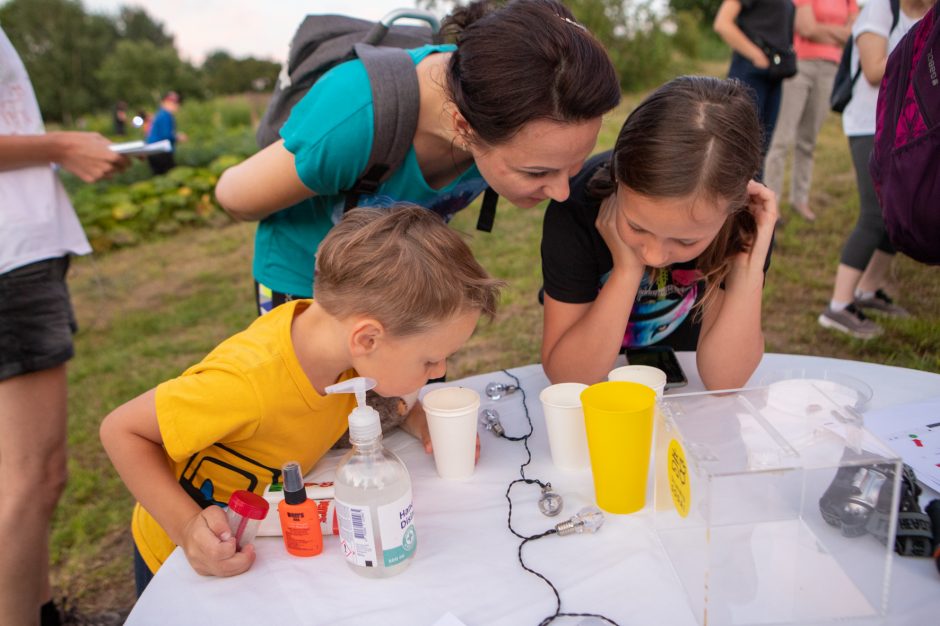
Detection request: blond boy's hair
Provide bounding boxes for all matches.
[314,206,504,336]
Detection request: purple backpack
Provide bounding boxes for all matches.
[870,4,940,265]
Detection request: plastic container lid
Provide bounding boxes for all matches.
[227,490,269,520]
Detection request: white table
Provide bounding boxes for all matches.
[126,353,940,626]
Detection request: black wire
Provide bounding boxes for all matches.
[498,369,621,626]
[499,369,545,485]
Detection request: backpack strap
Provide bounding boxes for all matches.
[476,187,498,232]
[342,42,500,231]
[848,0,902,94]
[344,43,421,211]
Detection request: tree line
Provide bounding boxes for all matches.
[2,0,726,125]
[418,0,727,92]
[0,0,280,124]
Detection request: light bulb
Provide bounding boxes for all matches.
[478,408,504,437]
[538,484,563,517]
[554,505,604,536]
[485,381,519,401]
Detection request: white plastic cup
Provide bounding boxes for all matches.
[421,386,480,480]
[539,383,591,471]
[607,365,667,399]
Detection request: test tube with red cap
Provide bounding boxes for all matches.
[226,490,269,550]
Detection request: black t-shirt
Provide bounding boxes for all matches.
[541,151,771,352]
[736,0,795,53]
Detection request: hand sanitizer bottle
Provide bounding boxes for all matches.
[326,377,417,577]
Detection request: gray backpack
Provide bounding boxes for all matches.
[256,9,497,229]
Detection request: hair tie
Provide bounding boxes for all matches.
[560,15,587,32]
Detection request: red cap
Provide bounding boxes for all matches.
[227,490,269,520]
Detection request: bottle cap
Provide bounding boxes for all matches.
[282,461,307,505]
[227,490,269,520]
[325,376,381,442]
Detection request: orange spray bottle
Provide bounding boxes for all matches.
[277,461,323,557]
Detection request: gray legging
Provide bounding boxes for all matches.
[840,134,895,270]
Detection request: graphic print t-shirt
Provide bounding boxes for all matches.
[541,152,707,351]
[254,44,488,297]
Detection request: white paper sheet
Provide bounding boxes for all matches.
[864,397,940,491]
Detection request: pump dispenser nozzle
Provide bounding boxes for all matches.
[325,377,381,442]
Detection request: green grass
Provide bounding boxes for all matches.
[53,79,940,615]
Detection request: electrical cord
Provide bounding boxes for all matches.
[497,369,621,626]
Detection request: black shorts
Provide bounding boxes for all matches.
[0,256,77,381]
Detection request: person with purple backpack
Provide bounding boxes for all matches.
[817,0,935,339]
[870,1,940,265]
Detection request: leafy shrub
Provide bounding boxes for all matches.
[176,129,256,168]
[610,5,677,92]
[72,155,240,252]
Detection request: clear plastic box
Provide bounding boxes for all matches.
[653,381,901,625]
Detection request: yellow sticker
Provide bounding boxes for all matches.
[667,439,690,518]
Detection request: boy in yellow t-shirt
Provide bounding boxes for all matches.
[100,206,503,593]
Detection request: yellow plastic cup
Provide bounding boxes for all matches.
[580,381,656,514]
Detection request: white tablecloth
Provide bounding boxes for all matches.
[125,353,940,626]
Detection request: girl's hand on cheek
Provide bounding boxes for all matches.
[736,180,778,272]
[596,195,644,278]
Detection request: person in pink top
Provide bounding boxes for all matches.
[764,0,859,221]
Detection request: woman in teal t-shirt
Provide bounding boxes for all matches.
[215,0,621,313]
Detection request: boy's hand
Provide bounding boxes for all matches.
[404,401,481,463]
[180,505,255,577]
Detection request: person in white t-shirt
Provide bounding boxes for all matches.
[817,0,935,339]
[0,25,127,626]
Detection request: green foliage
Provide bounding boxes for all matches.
[0,0,118,124]
[568,0,626,44]
[0,0,276,122]
[70,155,238,252]
[669,0,723,25]
[671,9,730,63]
[201,50,280,97]
[115,5,174,48]
[607,4,678,92]
[427,0,723,93]
[568,1,720,92]
[95,40,204,108]
[173,97,261,167]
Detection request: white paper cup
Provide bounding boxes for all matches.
[421,386,480,480]
[607,365,667,399]
[539,383,591,471]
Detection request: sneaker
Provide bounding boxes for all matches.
[818,303,883,339]
[854,289,910,317]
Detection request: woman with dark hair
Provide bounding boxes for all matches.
[541,76,777,390]
[215,0,621,314]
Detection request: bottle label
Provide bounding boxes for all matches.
[335,488,417,568]
[336,501,378,568]
[377,488,417,567]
